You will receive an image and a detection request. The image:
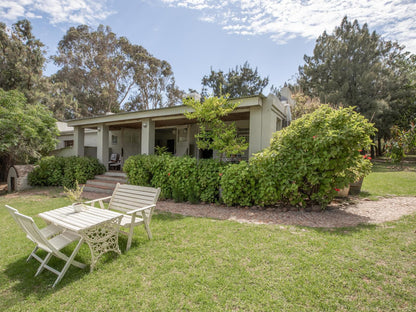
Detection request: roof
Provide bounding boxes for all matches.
[67,95,265,128]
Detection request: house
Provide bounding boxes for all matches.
[62,93,289,167]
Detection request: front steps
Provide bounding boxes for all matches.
[83,171,127,199]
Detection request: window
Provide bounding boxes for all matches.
[112,135,118,145]
[64,140,74,148]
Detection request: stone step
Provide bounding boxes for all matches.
[94,174,127,183]
[84,184,114,195]
[102,171,127,178]
[85,179,120,188]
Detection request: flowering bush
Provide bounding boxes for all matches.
[220,105,375,208]
[385,122,416,164]
[261,105,375,207]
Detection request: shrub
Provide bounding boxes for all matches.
[28,156,65,186]
[260,105,376,207]
[29,156,105,188]
[124,155,227,203]
[197,159,225,203]
[123,154,157,186]
[220,161,257,206]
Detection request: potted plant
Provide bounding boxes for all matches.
[348,155,372,195]
[64,181,85,212]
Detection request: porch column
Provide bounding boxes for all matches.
[97,123,109,165]
[74,126,84,156]
[249,106,262,156]
[141,118,155,155]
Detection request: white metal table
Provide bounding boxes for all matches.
[39,206,123,271]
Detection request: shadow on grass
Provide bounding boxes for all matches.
[309,222,377,236]
[3,244,122,300]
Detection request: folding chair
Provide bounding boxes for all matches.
[5,205,63,262]
[8,207,86,287]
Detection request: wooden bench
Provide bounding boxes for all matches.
[87,183,161,251]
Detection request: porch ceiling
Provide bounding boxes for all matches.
[105,111,250,130]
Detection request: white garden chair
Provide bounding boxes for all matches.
[6,206,86,287]
[5,205,63,262]
[87,183,161,251]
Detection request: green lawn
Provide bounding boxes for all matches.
[1,183,415,311]
[361,161,416,197]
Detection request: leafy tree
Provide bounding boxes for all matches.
[53,24,183,118]
[0,89,58,180]
[0,20,48,104]
[298,16,415,140]
[183,96,248,158]
[201,62,269,98]
[291,92,322,120]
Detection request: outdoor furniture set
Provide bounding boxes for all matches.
[5,183,161,288]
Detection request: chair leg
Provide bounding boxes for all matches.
[143,221,152,240]
[27,246,39,262]
[52,239,84,288]
[126,224,135,252]
[35,253,53,276]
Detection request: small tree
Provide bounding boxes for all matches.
[183,96,248,158]
[0,89,58,180]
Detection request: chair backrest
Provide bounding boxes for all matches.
[109,183,161,216]
[5,205,18,221]
[109,153,119,162]
[5,205,30,237]
[13,211,55,253]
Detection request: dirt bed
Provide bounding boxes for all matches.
[156,196,416,228]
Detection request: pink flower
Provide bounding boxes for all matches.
[334,188,340,192]
[313,136,316,139]
[168,173,171,176]
[362,155,367,159]
[219,173,223,176]
[367,156,372,160]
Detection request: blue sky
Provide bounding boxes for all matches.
[1,0,415,94]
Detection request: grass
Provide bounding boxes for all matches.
[1,180,416,312]
[361,161,416,197]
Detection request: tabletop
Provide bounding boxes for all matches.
[39,206,123,233]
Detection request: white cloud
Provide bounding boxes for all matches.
[0,0,114,25]
[159,0,416,53]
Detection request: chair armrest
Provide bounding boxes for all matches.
[126,204,156,215]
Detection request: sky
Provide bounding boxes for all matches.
[1,0,415,94]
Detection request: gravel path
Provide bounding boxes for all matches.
[156,196,416,228]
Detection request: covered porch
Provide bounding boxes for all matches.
[66,94,287,169]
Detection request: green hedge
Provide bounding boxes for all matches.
[123,155,226,203]
[28,156,106,188]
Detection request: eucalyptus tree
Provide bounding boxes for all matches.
[0,19,47,103]
[53,25,183,118]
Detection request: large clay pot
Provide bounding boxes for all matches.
[349,178,363,195]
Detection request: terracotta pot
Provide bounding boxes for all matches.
[349,178,363,195]
[337,186,350,197]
